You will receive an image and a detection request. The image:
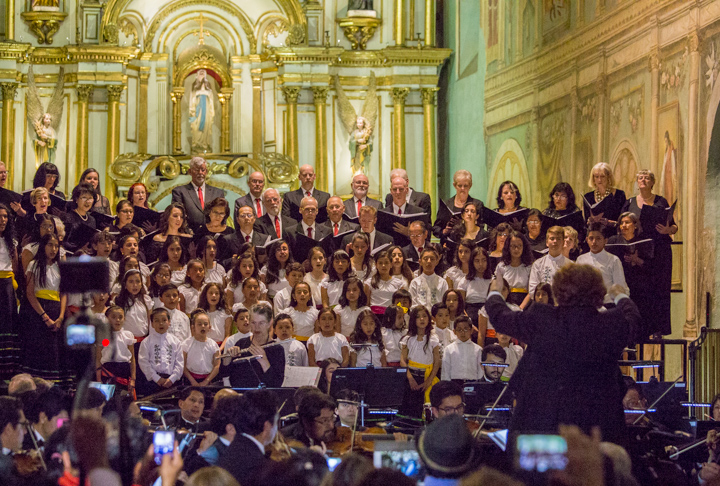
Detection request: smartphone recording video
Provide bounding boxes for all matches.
[515,434,568,473]
[153,430,175,465]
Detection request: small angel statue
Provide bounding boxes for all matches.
[27,66,65,168]
[335,72,378,176]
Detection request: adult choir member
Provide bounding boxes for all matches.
[583,163,627,233]
[234,171,265,227]
[254,188,296,241]
[171,156,225,232]
[344,173,383,219]
[384,168,431,215]
[281,165,330,224]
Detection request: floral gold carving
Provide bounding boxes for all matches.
[0,83,17,101]
[282,86,301,103]
[76,85,94,102]
[107,85,124,102]
[103,23,119,44]
[21,11,68,45]
[286,24,306,46]
[391,87,410,104]
[336,17,381,50]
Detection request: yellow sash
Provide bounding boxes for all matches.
[294,335,310,342]
[0,271,18,305]
[510,287,528,293]
[35,289,60,301]
[409,360,439,403]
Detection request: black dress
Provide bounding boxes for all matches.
[607,234,654,341]
[62,211,97,254]
[485,293,641,445]
[194,224,234,243]
[621,196,674,336]
[583,189,627,236]
[0,239,18,380]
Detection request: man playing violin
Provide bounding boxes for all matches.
[284,392,338,450]
[0,396,26,484]
[165,387,208,434]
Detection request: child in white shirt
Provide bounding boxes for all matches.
[381,305,407,366]
[159,283,191,341]
[137,308,184,396]
[349,310,387,367]
[431,303,455,351]
[497,332,523,380]
[576,223,628,305]
[528,226,570,297]
[456,247,492,328]
[305,247,327,306]
[477,278,521,347]
[197,282,232,344]
[221,308,252,352]
[273,313,309,367]
[182,309,220,387]
[95,305,136,393]
[179,259,205,314]
[273,262,311,315]
[400,305,441,417]
[408,246,448,310]
[335,277,371,337]
[308,307,349,366]
[441,316,483,381]
[280,282,319,341]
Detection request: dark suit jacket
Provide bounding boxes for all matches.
[341,228,393,252]
[343,196,383,219]
[378,202,429,249]
[432,195,484,240]
[485,293,640,445]
[321,219,359,254]
[321,218,359,236]
[385,188,431,215]
[225,337,285,388]
[282,187,330,224]
[285,222,332,262]
[402,243,421,263]
[218,230,271,269]
[171,183,225,232]
[218,434,271,486]
[254,213,297,241]
[184,439,230,476]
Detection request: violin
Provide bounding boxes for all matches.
[325,425,412,457]
[12,449,45,477]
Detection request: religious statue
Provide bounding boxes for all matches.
[335,72,378,176]
[31,0,60,12]
[348,0,376,18]
[27,66,65,168]
[188,69,216,153]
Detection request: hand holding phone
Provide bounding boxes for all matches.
[153,430,175,465]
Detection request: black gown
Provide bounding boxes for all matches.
[621,196,674,336]
[583,189,627,237]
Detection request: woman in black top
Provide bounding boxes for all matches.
[62,183,97,254]
[79,168,111,215]
[194,197,234,241]
[543,182,584,243]
[523,209,546,253]
[583,163,627,235]
[33,162,65,199]
[621,170,677,336]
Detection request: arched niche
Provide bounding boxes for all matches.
[609,139,641,197]
[487,139,532,207]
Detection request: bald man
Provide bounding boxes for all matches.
[254,188,297,240]
[234,171,266,227]
[343,173,383,219]
[284,196,331,263]
[378,176,429,248]
[383,168,432,215]
[281,165,330,224]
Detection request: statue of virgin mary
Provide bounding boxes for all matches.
[188,69,215,153]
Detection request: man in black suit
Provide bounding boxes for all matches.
[0,396,25,485]
[284,196,331,263]
[165,388,209,433]
[171,156,226,232]
[254,188,296,241]
[219,205,270,269]
[233,171,265,227]
[384,168,432,215]
[282,392,337,448]
[21,387,68,452]
[432,169,484,242]
[323,196,359,255]
[219,389,280,486]
[402,220,430,265]
[379,176,430,249]
[341,205,392,251]
[344,173,383,220]
[485,266,640,446]
[281,164,330,224]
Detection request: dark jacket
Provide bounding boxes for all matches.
[218,230,270,269]
[385,188,431,215]
[171,183,225,232]
[485,293,640,445]
[343,196,383,219]
[254,213,297,241]
[284,221,332,262]
[218,434,271,486]
[281,187,330,224]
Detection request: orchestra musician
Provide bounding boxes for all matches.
[0,396,26,485]
[164,387,209,433]
[429,381,466,420]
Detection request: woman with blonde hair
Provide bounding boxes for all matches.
[583,162,627,232]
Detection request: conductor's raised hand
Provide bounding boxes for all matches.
[489,277,505,295]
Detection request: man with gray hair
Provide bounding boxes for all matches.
[234,171,266,226]
[171,156,225,232]
[344,173,383,219]
[383,168,432,215]
[254,188,297,240]
[284,196,331,263]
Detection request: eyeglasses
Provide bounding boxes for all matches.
[526,220,541,225]
[119,209,134,214]
[314,415,337,426]
[409,232,425,238]
[498,233,509,238]
[553,194,568,200]
[302,207,318,213]
[438,403,465,414]
[237,213,254,219]
[78,195,94,202]
[211,211,226,216]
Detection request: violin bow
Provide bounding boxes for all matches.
[633,375,683,425]
[474,385,509,439]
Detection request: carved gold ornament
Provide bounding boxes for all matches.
[21,11,68,45]
[336,17,381,50]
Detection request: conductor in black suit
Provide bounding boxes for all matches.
[254,188,296,241]
[233,171,266,227]
[281,164,330,224]
[485,263,640,445]
[384,168,432,215]
[379,176,430,249]
[432,169,483,244]
[218,205,270,269]
[344,173,383,219]
[171,156,225,232]
[341,205,393,251]
[219,389,280,486]
[284,196,331,263]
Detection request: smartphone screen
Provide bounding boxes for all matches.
[153,430,175,465]
[66,324,96,346]
[515,434,568,473]
[326,457,341,472]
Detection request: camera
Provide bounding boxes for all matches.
[59,257,110,349]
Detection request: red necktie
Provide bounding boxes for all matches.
[255,198,262,216]
[275,216,281,238]
[397,207,402,215]
[306,191,311,198]
[198,186,204,209]
[307,227,313,239]
[245,235,250,242]
[417,247,423,255]
[357,199,362,216]
[334,223,339,236]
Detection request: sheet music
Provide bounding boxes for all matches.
[282,366,321,387]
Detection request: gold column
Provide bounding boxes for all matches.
[685,31,700,337]
[1,83,16,188]
[170,88,184,154]
[312,86,329,192]
[252,72,262,154]
[424,0,435,47]
[391,87,409,170]
[6,0,14,40]
[219,88,233,153]
[394,0,405,46]
[105,85,124,208]
[421,88,438,220]
[649,50,660,176]
[75,85,93,176]
[282,86,300,164]
[138,69,149,154]
[596,74,607,164]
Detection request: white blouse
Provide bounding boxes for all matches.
[320,278,344,307]
[365,276,407,308]
[335,305,371,337]
[205,262,227,285]
[281,307,319,339]
[100,330,135,364]
[0,238,12,271]
[381,327,406,363]
[121,294,153,337]
[26,260,60,291]
[207,309,232,342]
[401,333,440,366]
[181,337,219,375]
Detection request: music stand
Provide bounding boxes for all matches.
[462,381,511,416]
[331,367,408,424]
